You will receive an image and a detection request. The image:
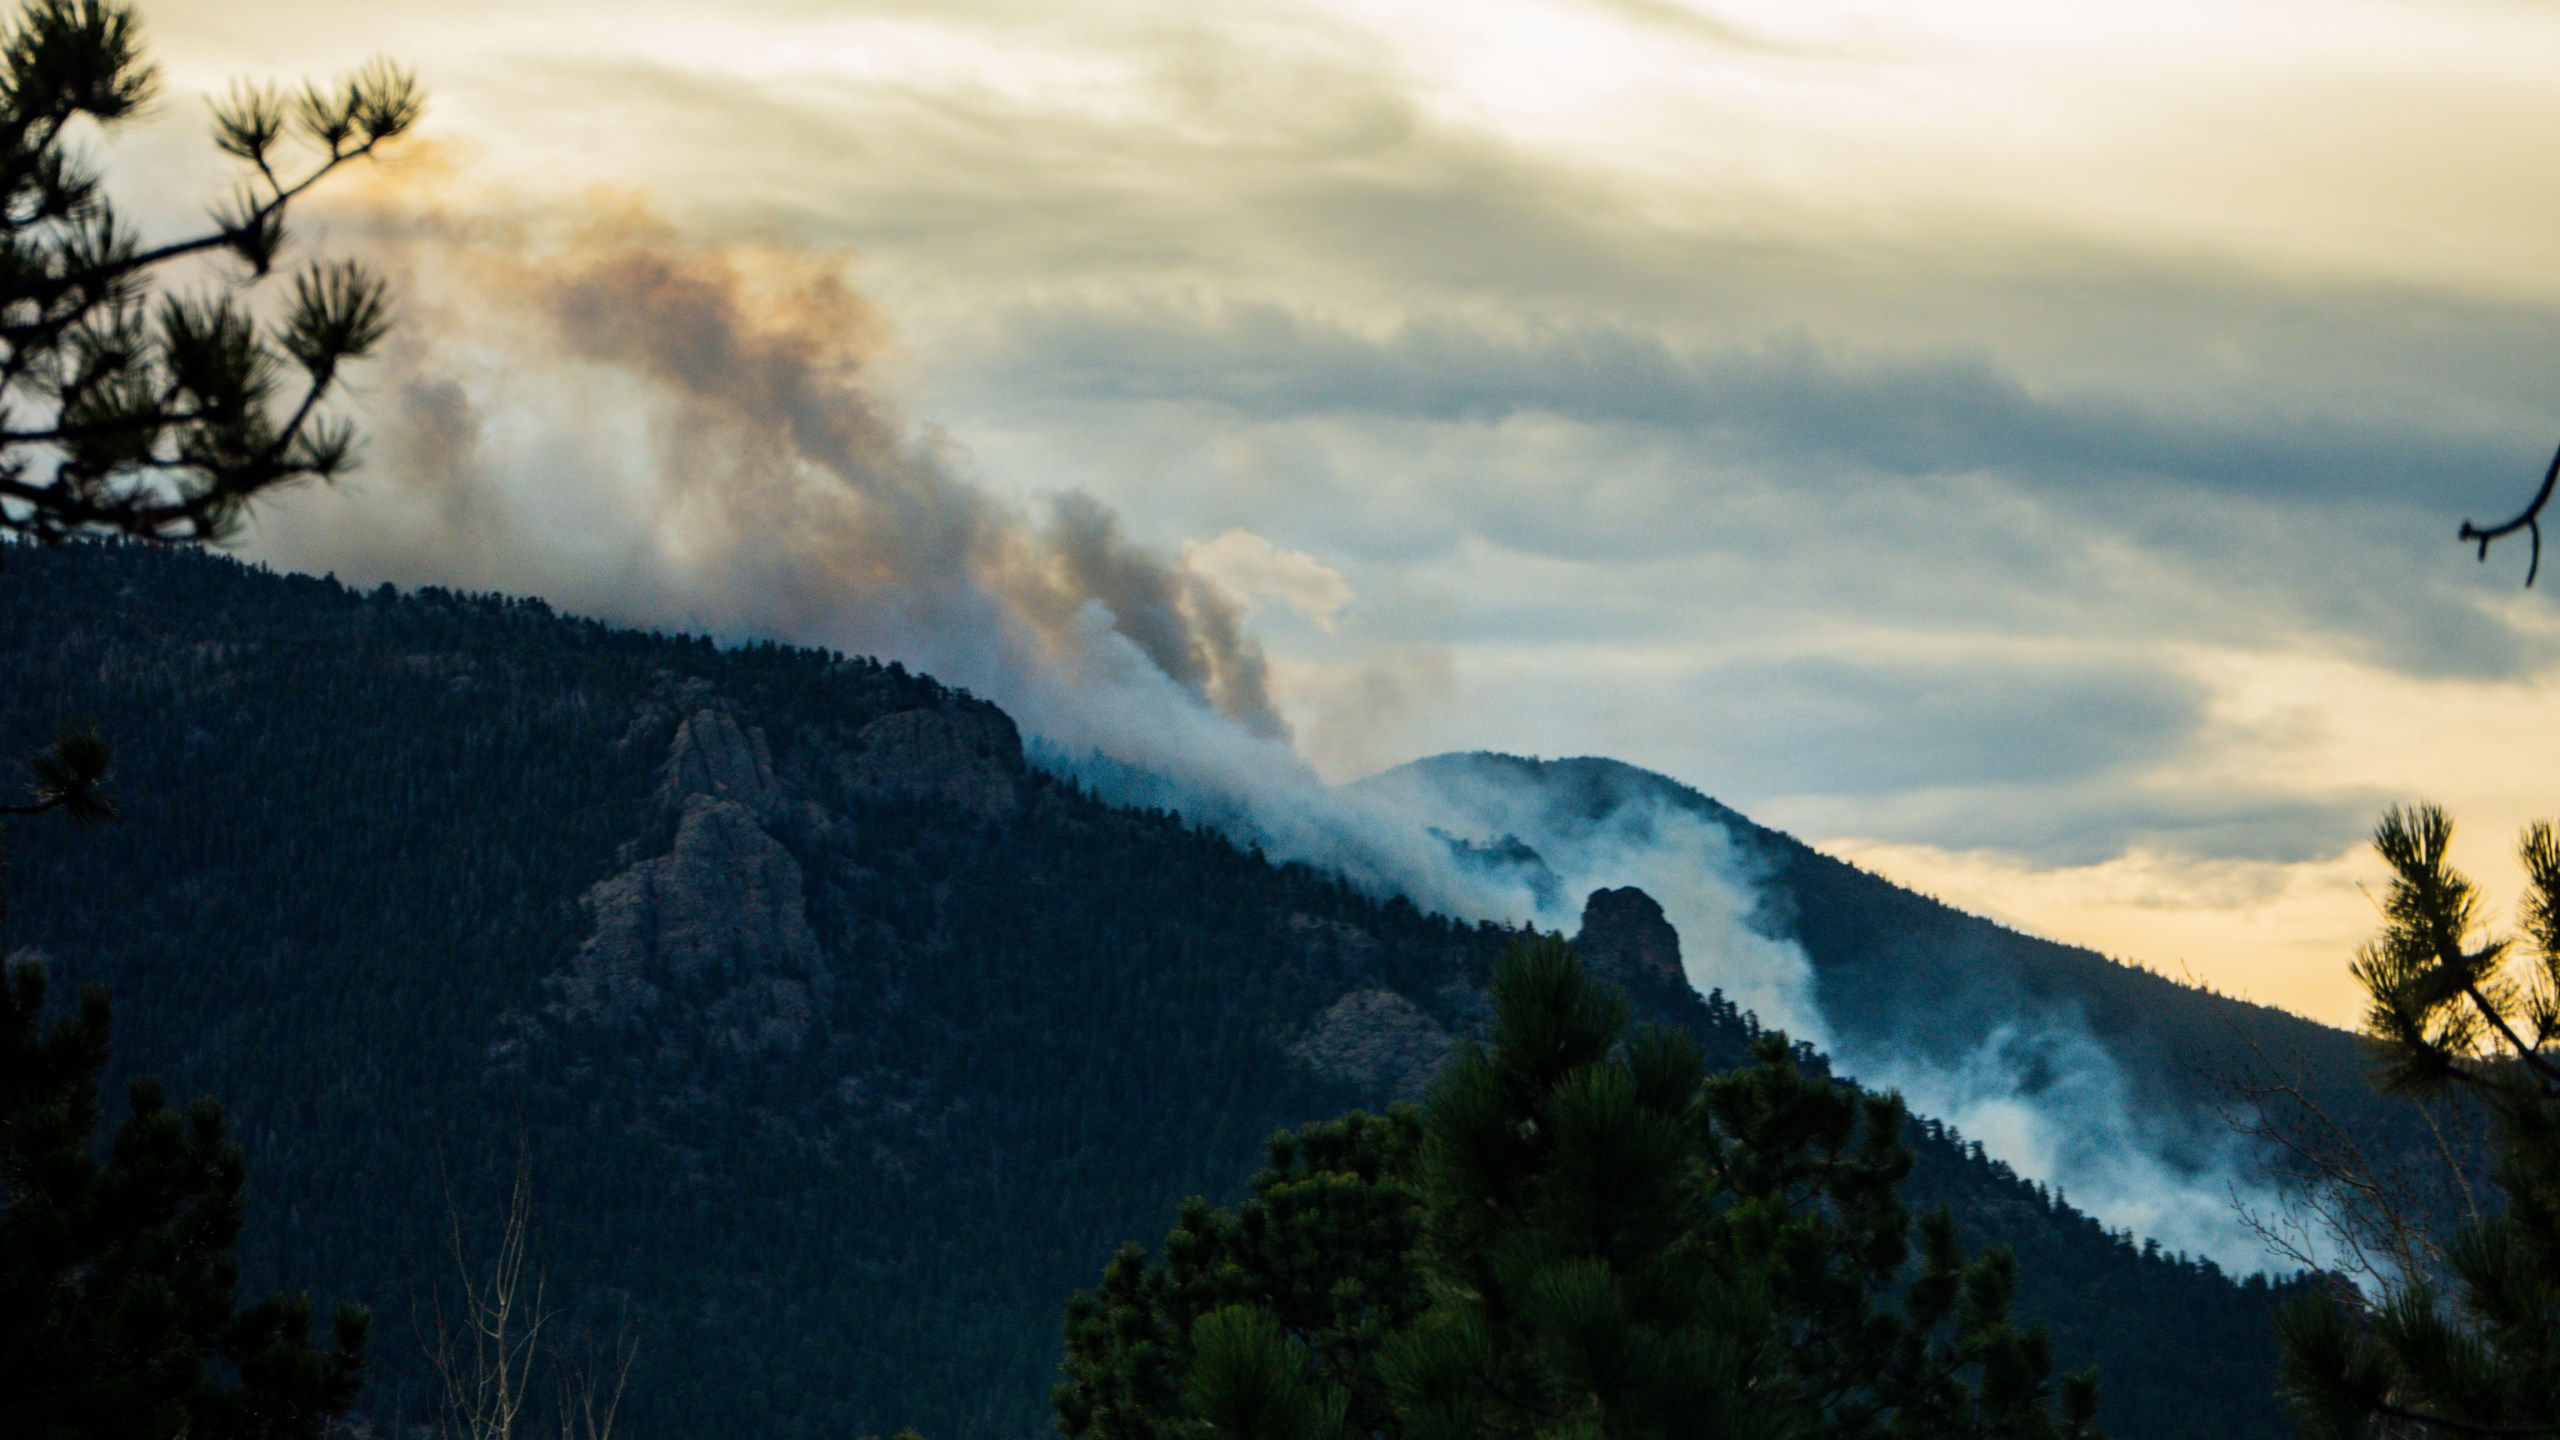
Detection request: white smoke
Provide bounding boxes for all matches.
[1332,755,2305,1274]
[1833,1018,2293,1274]
[1335,759,1832,1043]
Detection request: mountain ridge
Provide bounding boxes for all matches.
[0,542,2308,1437]
[1359,750,2417,1192]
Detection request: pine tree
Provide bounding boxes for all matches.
[0,0,418,543]
[0,4,415,1426]
[1056,937,2103,1440]
[1056,1109,1428,1440]
[1698,1031,2095,1439]
[1379,939,1780,1440]
[2278,804,2560,1437]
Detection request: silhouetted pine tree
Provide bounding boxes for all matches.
[2280,804,2560,1438]
[0,3,416,1428]
[1057,938,2103,1440]
[0,0,418,544]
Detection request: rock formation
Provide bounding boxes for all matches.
[851,706,1022,819]
[663,706,782,817]
[547,707,826,1054]
[1572,886,1685,990]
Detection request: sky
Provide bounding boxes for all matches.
[142,0,2560,1027]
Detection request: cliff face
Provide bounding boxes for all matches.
[547,708,827,1053]
[0,543,2299,1440]
[1285,885,1703,1104]
[851,706,1023,818]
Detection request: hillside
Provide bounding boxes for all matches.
[1361,752,2472,1205]
[0,542,2304,1438]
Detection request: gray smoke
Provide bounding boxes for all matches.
[256,201,1285,747]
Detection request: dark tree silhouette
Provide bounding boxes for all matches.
[0,959,373,1440]
[1058,939,2103,1440]
[2279,805,2560,1438]
[1,661,370,1440]
[0,723,109,820]
[0,0,418,543]
[2459,439,2560,587]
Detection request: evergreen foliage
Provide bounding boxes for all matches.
[1385,941,1777,1440]
[0,0,419,543]
[1061,940,2100,1440]
[1,949,370,1439]
[1057,1109,1428,1440]
[2278,804,2560,1437]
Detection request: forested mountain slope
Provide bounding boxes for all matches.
[1363,752,2452,1189]
[0,543,2302,1438]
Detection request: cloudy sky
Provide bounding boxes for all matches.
[147,0,2560,1026]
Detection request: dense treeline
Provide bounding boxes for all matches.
[0,542,2302,1437]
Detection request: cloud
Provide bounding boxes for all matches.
[1765,778,2383,871]
[934,331,2560,682]
[1576,0,1810,54]
[1649,651,2207,794]
[958,299,2549,517]
[1183,528,1355,631]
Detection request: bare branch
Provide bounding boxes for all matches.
[429,1152,551,1440]
[555,1324,638,1440]
[2461,438,2560,588]
[418,1143,639,1440]
[2210,1014,2481,1295]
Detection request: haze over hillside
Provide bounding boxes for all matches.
[1353,752,2443,1272]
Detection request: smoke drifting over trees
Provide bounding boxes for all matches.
[247,182,2321,1277]
[261,196,1285,746]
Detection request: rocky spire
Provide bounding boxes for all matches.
[1573,886,1685,989]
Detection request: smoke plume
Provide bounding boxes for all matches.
[259,196,1285,750]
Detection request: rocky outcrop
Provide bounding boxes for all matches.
[1288,989,1456,1104]
[1287,912,1381,976]
[1573,886,1685,989]
[852,707,1022,819]
[663,707,782,817]
[547,694,1023,1056]
[547,708,826,1054]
